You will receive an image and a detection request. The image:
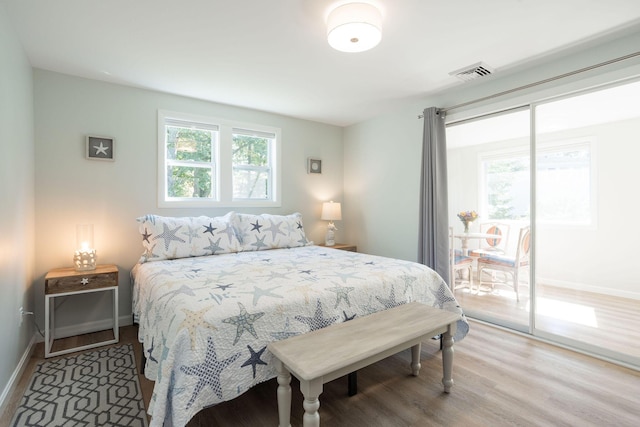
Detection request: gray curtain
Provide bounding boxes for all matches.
[418,107,450,284]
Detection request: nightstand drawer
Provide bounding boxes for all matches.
[45,265,118,295]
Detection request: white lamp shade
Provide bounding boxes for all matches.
[321,201,342,221]
[76,224,94,250]
[327,2,382,53]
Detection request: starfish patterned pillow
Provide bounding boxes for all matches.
[136,212,241,263]
[233,212,312,251]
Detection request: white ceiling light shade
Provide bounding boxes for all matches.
[327,2,382,53]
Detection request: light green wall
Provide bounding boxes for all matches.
[0,4,35,408]
[33,70,344,336]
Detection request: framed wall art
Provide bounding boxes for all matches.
[308,158,322,174]
[86,136,115,161]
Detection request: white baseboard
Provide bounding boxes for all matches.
[0,335,36,417]
[538,276,640,301]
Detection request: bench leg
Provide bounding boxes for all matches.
[442,323,456,393]
[411,343,422,376]
[274,359,292,427]
[300,378,323,427]
[347,371,357,396]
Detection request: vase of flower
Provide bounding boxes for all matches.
[457,210,478,233]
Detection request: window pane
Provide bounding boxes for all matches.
[233,168,269,199]
[167,165,213,198]
[537,146,591,223]
[232,134,269,166]
[166,125,213,162]
[484,156,530,220]
[232,133,271,199]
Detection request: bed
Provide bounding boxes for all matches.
[131,212,468,427]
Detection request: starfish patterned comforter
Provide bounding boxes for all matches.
[132,245,468,427]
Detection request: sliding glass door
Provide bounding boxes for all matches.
[446,108,531,332]
[446,79,640,368]
[534,81,640,365]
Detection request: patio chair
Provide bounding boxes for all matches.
[476,225,530,301]
[469,221,510,257]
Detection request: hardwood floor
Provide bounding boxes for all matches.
[3,321,639,427]
[453,281,640,358]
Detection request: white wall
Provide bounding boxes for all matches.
[33,70,344,336]
[536,117,640,298]
[344,26,640,265]
[0,4,35,410]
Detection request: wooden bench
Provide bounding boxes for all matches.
[267,302,461,427]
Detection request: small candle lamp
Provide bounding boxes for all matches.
[74,224,97,271]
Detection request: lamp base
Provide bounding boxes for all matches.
[74,249,97,271]
[325,223,336,246]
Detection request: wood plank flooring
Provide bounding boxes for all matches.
[3,320,639,427]
[453,282,640,358]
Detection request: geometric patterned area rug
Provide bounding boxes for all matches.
[11,344,148,427]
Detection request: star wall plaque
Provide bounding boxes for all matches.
[86,135,115,161]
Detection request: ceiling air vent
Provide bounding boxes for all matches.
[449,62,494,82]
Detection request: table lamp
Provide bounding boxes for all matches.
[321,201,342,246]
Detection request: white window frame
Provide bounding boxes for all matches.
[158,110,281,208]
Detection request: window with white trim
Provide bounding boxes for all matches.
[536,140,595,225]
[480,139,595,225]
[158,110,281,207]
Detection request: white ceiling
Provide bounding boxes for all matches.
[4,0,640,126]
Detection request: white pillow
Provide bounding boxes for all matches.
[233,212,312,251]
[136,212,241,263]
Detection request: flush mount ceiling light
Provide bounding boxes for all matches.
[327,2,382,53]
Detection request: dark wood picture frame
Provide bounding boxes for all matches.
[308,158,322,174]
[86,136,115,161]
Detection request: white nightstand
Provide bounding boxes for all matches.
[44,264,119,358]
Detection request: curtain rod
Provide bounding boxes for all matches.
[418,50,640,118]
